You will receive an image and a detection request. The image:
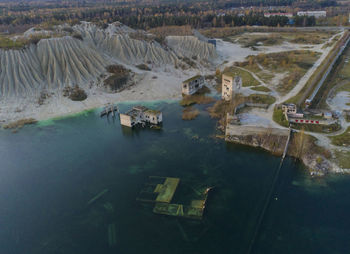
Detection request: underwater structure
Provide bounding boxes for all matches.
[137,176,212,220]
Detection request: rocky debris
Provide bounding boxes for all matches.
[37,90,50,105]
[136,64,151,71]
[103,64,133,93]
[3,118,37,129]
[226,133,287,156]
[226,127,338,176]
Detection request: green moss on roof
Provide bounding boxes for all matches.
[183,75,202,83]
[145,109,161,114]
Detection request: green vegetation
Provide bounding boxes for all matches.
[287,34,346,105]
[180,94,215,107]
[0,33,64,50]
[334,150,350,169]
[273,108,289,127]
[223,30,333,47]
[3,118,37,129]
[237,50,320,94]
[0,36,26,49]
[250,86,271,92]
[182,107,200,120]
[330,127,350,146]
[234,34,283,48]
[246,94,276,105]
[223,66,260,87]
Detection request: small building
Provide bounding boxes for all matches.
[297,11,326,18]
[144,109,163,125]
[282,103,297,114]
[323,112,333,119]
[120,105,162,128]
[222,73,242,101]
[182,75,205,95]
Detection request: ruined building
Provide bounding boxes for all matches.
[182,75,205,95]
[120,106,162,127]
[222,73,242,101]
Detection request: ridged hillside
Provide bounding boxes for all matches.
[0,22,217,98]
[166,36,217,60]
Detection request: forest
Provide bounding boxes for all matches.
[0,0,339,31]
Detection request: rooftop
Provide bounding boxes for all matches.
[145,109,161,115]
[223,71,238,77]
[183,75,202,83]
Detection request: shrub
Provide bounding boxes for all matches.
[136,64,151,71]
[182,107,200,120]
[68,86,87,101]
[72,32,83,40]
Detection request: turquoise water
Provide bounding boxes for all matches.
[0,101,349,254]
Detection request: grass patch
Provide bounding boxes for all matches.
[273,108,289,127]
[330,127,350,146]
[250,86,271,92]
[287,34,347,105]
[200,27,334,44]
[235,34,283,48]
[236,50,320,94]
[334,150,350,169]
[223,66,260,87]
[246,94,276,105]
[290,123,341,133]
[180,94,215,107]
[182,107,200,120]
[0,36,26,49]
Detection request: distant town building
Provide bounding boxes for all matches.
[120,106,162,128]
[182,75,205,95]
[297,11,326,18]
[264,13,293,18]
[222,73,242,101]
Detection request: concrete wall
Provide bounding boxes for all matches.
[182,76,204,95]
[120,114,133,127]
[144,112,162,125]
[222,74,233,101]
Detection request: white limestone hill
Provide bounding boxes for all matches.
[0,22,217,98]
[166,36,217,60]
[74,22,179,65]
[0,37,109,97]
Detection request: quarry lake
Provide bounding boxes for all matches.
[0,101,350,254]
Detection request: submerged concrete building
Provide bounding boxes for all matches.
[120,106,162,127]
[222,73,242,101]
[182,75,205,95]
